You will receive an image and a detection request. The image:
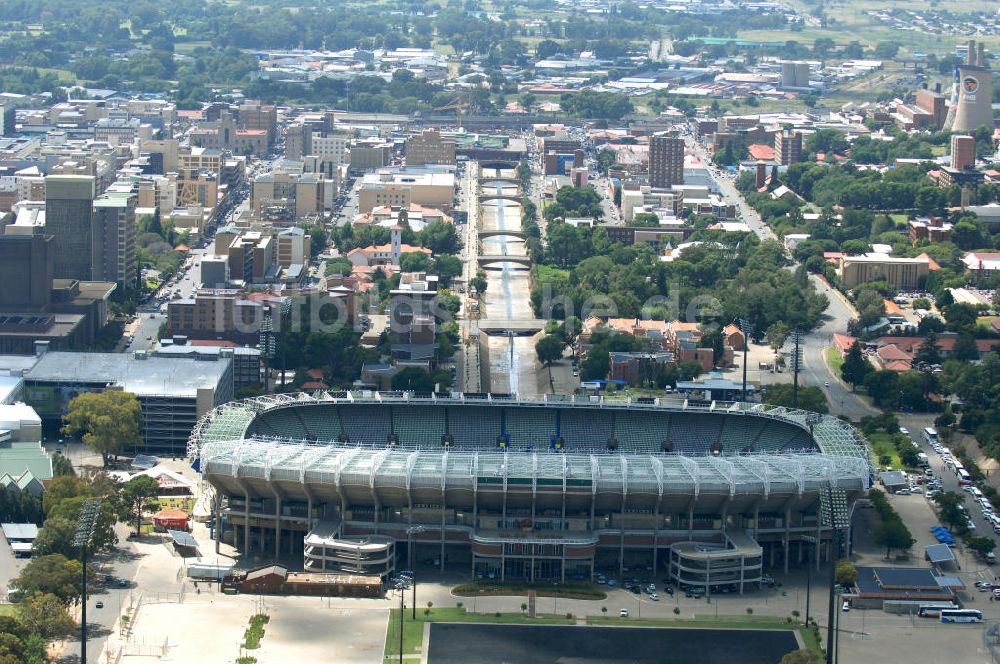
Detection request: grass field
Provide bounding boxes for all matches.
[868,432,904,470]
[0,605,16,617]
[826,346,844,376]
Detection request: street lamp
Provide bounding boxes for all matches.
[73,498,102,664]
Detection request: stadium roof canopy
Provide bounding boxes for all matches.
[190,392,871,462]
[190,392,872,494]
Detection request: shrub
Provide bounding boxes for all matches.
[746,608,754,615]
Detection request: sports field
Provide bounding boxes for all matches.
[426,623,800,664]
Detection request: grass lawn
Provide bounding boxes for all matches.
[826,346,843,376]
[453,581,606,600]
[383,608,578,662]
[0,605,16,617]
[868,432,903,469]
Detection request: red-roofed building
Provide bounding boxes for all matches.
[747,144,776,161]
[833,333,858,357]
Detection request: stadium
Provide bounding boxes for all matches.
[189,392,871,592]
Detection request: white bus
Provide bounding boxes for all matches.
[958,469,973,486]
[917,603,958,618]
[923,427,939,443]
[940,608,982,623]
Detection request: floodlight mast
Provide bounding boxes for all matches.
[72,498,102,664]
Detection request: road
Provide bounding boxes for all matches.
[684,134,872,419]
[54,524,144,664]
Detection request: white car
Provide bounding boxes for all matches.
[842,601,850,612]
[649,593,659,601]
[619,608,629,617]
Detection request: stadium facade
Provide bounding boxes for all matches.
[190,392,871,592]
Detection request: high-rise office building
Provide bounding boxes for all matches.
[44,174,97,281]
[0,234,54,312]
[648,132,684,187]
[774,129,802,166]
[950,134,976,171]
[92,187,137,288]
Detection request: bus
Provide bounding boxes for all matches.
[923,427,939,444]
[940,608,982,623]
[958,469,972,486]
[917,603,958,618]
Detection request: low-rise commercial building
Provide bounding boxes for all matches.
[23,350,233,454]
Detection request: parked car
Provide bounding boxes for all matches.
[841,601,850,612]
[619,608,629,617]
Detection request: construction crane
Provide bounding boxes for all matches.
[434,95,470,129]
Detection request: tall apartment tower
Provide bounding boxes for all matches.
[951,134,976,171]
[92,188,138,288]
[946,39,994,132]
[648,132,684,187]
[774,129,802,166]
[44,174,97,281]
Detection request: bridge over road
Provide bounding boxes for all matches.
[479,194,523,205]
[478,254,532,268]
[479,229,527,240]
[476,319,546,334]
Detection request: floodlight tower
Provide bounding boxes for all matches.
[73,498,102,664]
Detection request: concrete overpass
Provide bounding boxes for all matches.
[479,229,527,240]
[480,160,520,171]
[479,176,520,186]
[478,254,532,268]
[479,194,523,205]
[476,319,546,334]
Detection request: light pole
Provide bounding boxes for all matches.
[73,498,102,664]
[406,526,425,621]
[801,534,818,626]
[736,318,752,401]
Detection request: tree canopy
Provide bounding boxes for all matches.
[61,391,142,466]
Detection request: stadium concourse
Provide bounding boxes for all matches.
[188,392,871,592]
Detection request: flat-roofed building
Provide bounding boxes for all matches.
[648,132,684,187]
[92,186,137,288]
[405,129,456,166]
[838,254,931,290]
[358,170,454,214]
[23,350,234,454]
[44,174,97,281]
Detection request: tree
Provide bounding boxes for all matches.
[535,334,566,367]
[913,332,942,367]
[391,367,436,393]
[835,558,858,586]
[780,650,822,664]
[13,555,83,606]
[766,322,789,354]
[953,332,979,362]
[418,221,460,255]
[61,391,143,467]
[117,475,160,535]
[432,254,463,286]
[16,593,75,639]
[968,535,997,559]
[934,492,968,532]
[872,519,914,558]
[761,384,829,414]
[841,342,872,392]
